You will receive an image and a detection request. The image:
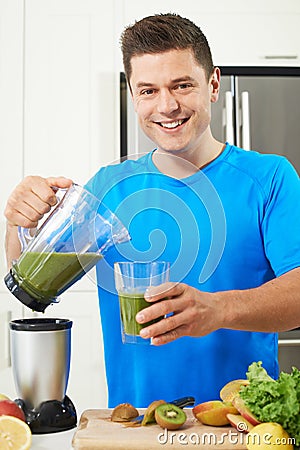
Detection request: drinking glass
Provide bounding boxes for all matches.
[114,261,170,344]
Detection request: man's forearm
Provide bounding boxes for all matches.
[221,267,300,333]
[5,223,21,269]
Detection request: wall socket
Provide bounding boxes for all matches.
[0,311,12,370]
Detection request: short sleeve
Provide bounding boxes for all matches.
[262,158,300,276]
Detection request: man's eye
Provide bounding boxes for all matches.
[177,83,191,90]
[141,89,155,96]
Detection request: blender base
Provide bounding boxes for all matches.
[15,395,77,434]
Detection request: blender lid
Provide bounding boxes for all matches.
[9,318,73,331]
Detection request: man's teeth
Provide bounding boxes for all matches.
[160,119,184,129]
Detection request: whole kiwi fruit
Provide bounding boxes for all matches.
[154,403,187,430]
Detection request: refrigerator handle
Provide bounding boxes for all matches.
[241,91,251,150]
[224,91,234,144]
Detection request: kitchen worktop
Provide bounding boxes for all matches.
[30,408,247,450]
[72,409,246,449]
[29,406,85,450]
[31,428,75,449]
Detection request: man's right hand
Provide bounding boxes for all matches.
[4,175,73,229]
[4,176,73,268]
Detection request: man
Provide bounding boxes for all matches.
[5,13,300,407]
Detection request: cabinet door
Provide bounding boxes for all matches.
[0,0,24,279]
[24,0,118,293]
[198,13,300,67]
[0,292,24,397]
[22,0,117,410]
[24,0,118,184]
[120,0,300,67]
[0,0,24,393]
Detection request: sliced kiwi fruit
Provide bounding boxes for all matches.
[111,402,139,422]
[154,403,187,430]
[141,400,166,426]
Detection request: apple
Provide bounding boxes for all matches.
[193,400,239,426]
[226,413,254,433]
[232,396,261,426]
[220,379,249,403]
[0,399,25,422]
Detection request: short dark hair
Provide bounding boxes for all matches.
[120,13,214,84]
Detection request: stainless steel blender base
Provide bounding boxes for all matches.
[15,395,77,434]
[10,318,76,434]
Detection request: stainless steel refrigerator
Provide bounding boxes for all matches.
[121,66,300,174]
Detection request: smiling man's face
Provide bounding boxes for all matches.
[129,48,220,157]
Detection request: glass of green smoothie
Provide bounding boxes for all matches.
[114,261,170,345]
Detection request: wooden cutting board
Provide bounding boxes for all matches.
[72,409,247,449]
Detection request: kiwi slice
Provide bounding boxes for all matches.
[155,403,187,430]
[141,400,166,426]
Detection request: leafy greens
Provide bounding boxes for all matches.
[240,361,300,447]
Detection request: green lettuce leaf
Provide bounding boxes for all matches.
[240,362,300,447]
[245,360,274,383]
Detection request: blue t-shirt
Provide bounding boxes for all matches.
[85,143,300,407]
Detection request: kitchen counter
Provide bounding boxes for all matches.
[29,407,249,449]
[30,409,247,450]
[29,405,84,450]
[72,409,246,449]
[31,428,75,449]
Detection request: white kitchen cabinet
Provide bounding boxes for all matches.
[21,0,116,410]
[121,0,300,17]
[0,290,25,397]
[0,0,117,409]
[0,0,25,394]
[0,0,24,277]
[119,0,300,68]
[23,0,119,182]
[191,12,300,67]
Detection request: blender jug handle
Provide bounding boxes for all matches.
[17,186,70,252]
[17,226,36,253]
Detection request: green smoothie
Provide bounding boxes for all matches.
[118,293,162,336]
[13,251,102,302]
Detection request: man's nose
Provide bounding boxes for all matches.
[157,89,179,114]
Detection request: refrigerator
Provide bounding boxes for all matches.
[120,66,300,174]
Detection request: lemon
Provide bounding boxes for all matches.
[246,422,294,450]
[0,415,32,450]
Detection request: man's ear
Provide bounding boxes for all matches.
[210,67,221,103]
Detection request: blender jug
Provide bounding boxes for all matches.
[4,184,130,312]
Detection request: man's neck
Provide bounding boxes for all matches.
[152,139,225,179]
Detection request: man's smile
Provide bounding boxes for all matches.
[155,118,189,129]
